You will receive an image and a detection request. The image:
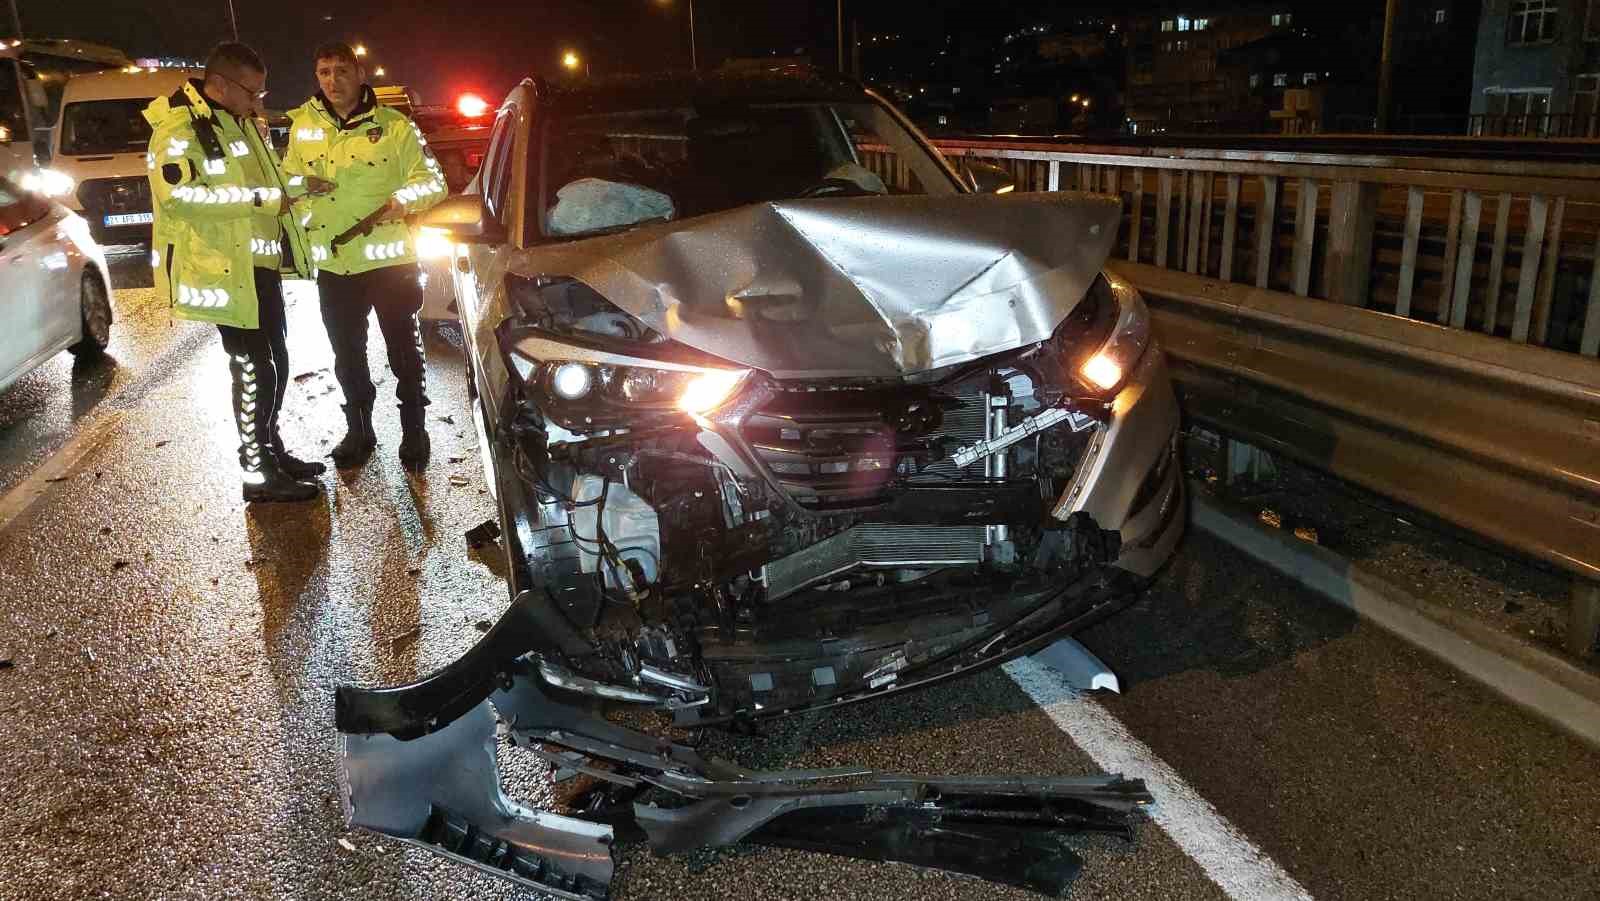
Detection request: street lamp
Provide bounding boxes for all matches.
[562,50,581,70]
[353,44,368,58]
[373,66,386,78]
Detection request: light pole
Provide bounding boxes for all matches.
[225,0,238,41]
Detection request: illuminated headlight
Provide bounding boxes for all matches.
[550,362,594,400]
[20,168,75,198]
[1077,289,1149,394]
[414,226,453,259]
[510,332,750,428]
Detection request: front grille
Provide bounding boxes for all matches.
[77,176,152,220]
[741,393,988,511]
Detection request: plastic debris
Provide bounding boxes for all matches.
[465,520,502,549]
[1259,509,1283,529]
[0,659,13,670]
[337,837,357,853]
[449,475,470,487]
[1293,526,1319,544]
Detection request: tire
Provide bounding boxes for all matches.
[69,271,113,356]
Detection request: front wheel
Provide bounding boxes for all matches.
[69,271,112,356]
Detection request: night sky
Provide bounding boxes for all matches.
[9,0,1118,108]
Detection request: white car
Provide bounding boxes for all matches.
[49,66,200,247]
[0,177,113,392]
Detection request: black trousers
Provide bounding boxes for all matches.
[216,268,289,473]
[316,265,429,411]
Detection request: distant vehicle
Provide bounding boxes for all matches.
[413,93,493,322]
[373,84,420,117]
[0,176,113,392]
[51,66,200,246]
[0,40,131,208]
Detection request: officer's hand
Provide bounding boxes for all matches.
[376,198,405,222]
[305,175,336,196]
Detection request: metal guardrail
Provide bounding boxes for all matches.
[866,137,1600,653]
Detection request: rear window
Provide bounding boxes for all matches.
[60,98,153,155]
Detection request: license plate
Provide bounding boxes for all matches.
[103,212,153,227]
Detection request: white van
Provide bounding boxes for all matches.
[51,66,200,246]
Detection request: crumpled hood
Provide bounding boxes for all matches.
[508,191,1122,379]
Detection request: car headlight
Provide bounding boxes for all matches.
[1057,276,1150,397]
[508,330,750,430]
[20,168,75,198]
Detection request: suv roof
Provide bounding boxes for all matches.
[60,67,201,104]
[537,65,872,116]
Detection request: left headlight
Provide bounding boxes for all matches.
[508,331,750,429]
[20,168,75,199]
[1060,276,1150,397]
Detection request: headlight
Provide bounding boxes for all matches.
[508,330,750,430]
[20,168,75,198]
[1059,276,1150,397]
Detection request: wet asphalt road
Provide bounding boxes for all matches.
[0,277,1597,901]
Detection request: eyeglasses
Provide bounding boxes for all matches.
[217,70,269,102]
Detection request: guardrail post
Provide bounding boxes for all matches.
[1572,580,1600,658]
[1292,178,1318,297]
[1255,175,1279,289]
[1326,180,1379,305]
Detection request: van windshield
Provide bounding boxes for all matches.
[60,98,152,155]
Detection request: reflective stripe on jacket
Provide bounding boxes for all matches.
[283,88,446,276]
[143,80,311,330]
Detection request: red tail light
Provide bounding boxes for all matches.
[456,93,489,118]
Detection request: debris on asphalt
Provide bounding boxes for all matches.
[99,526,111,536]
[473,620,492,633]
[438,415,456,425]
[1294,526,1319,544]
[447,456,466,464]
[406,567,422,577]
[1259,509,1283,529]
[337,837,357,853]
[0,659,13,670]
[387,626,421,649]
[112,560,130,571]
[83,649,95,663]
[448,475,470,487]
[293,369,327,383]
[155,440,170,449]
[45,476,69,484]
[465,520,501,549]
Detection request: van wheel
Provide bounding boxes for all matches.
[69,272,113,356]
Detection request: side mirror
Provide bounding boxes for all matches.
[962,159,1017,195]
[416,193,505,243]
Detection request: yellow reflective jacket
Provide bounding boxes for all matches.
[143,80,311,330]
[283,88,446,276]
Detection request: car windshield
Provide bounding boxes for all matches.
[60,98,153,155]
[540,100,958,238]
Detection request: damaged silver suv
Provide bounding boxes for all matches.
[336,68,1182,897]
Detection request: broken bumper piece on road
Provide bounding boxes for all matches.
[339,665,1153,898]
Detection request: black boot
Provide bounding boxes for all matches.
[398,404,430,471]
[272,428,327,478]
[330,402,376,468]
[229,351,318,503]
[243,458,321,503]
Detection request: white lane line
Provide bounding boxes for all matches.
[1004,657,1315,901]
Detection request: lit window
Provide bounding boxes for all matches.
[1273,72,1288,86]
[1508,0,1559,44]
[1161,19,1175,32]
[1272,12,1293,27]
[1250,73,1262,88]
[1195,18,1211,31]
[1177,16,1191,31]
[1303,72,1318,84]
[1434,8,1448,24]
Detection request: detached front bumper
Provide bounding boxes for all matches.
[341,664,1153,899]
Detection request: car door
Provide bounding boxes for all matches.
[0,182,59,389]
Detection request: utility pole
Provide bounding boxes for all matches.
[689,0,697,71]
[5,0,21,40]
[1375,0,1399,132]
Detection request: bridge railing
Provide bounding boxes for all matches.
[864,138,1600,654]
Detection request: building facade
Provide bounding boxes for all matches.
[1470,0,1600,135]
[1120,6,1296,132]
